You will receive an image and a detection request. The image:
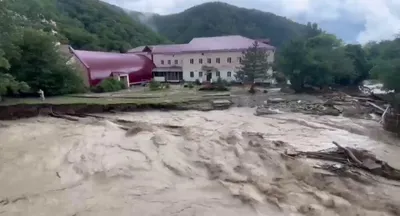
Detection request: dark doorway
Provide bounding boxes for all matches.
[119,75,129,88]
[206,71,212,81]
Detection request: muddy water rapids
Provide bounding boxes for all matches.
[1,108,400,216]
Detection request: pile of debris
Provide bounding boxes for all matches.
[286,141,400,182]
[322,92,387,117]
[256,97,341,116]
[256,91,389,120]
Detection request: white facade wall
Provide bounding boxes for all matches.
[151,50,274,83]
[152,53,184,68]
[182,51,242,82]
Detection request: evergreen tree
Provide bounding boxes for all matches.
[236,41,272,84]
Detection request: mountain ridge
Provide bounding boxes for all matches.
[127,2,311,48]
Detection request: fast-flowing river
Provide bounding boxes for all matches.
[1,108,400,216]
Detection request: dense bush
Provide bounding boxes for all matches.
[273,71,287,84]
[149,80,162,91]
[0,73,30,101]
[92,78,125,93]
[199,79,229,91]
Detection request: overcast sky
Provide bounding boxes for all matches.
[103,0,400,43]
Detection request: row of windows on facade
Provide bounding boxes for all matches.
[189,71,232,78]
[160,57,242,65]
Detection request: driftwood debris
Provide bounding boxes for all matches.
[49,113,79,122]
[366,101,386,113]
[286,141,400,181]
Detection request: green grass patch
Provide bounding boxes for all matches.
[1,86,233,106]
[0,96,172,106]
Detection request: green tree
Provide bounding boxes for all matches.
[236,41,272,84]
[278,33,357,91]
[8,29,86,96]
[0,73,30,101]
[370,59,400,93]
[364,36,400,93]
[344,44,372,85]
[0,0,15,70]
[277,39,310,91]
[304,22,323,39]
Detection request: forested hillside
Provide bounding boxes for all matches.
[134,2,310,47]
[0,0,172,99]
[1,0,85,99]
[9,0,168,52]
[276,23,400,98]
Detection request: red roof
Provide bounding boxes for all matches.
[187,35,275,52]
[70,48,154,86]
[128,35,275,54]
[128,44,187,54]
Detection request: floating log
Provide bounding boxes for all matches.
[366,101,386,113]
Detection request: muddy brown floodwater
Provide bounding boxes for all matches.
[1,108,400,216]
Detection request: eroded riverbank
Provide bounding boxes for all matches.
[1,108,400,216]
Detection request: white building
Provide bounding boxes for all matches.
[128,35,275,83]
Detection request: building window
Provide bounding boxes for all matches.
[216,71,220,77]
[216,58,220,63]
[168,60,171,65]
[207,58,211,64]
[190,71,194,77]
[199,59,203,64]
[227,71,232,77]
[238,57,242,63]
[161,60,164,65]
[199,71,203,77]
[227,57,232,63]
[175,60,178,64]
[190,59,194,64]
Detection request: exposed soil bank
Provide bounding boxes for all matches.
[0,101,222,120]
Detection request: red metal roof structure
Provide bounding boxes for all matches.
[70,47,154,86]
[128,35,275,54]
[128,44,188,54]
[187,35,275,53]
